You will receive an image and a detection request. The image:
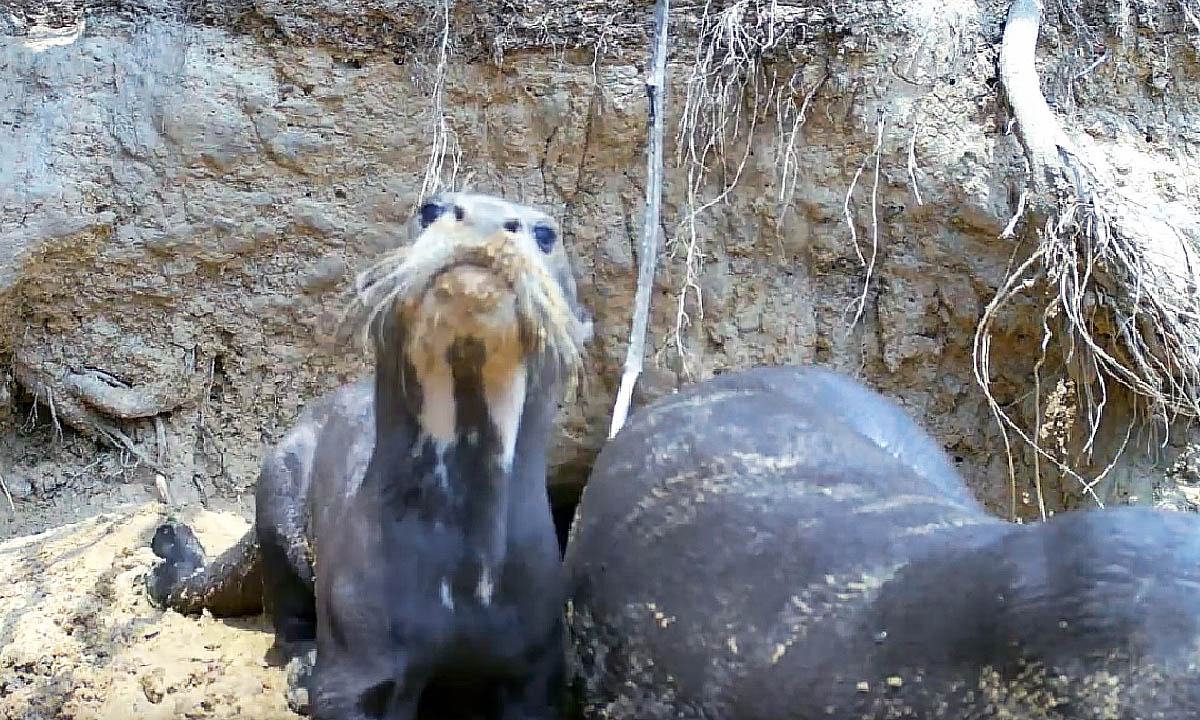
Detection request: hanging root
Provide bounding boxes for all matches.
[975,0,1200,512]
[1184,0,1200,44]
[0,471,14,513]
[419,0,462,204]
[666,0,824,377]
[609,0,670,439]
[843,111,886,329]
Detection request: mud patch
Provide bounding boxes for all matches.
[0,505,290,720]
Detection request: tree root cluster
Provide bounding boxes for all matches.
[10,356,183,476]
[974,0,1200,515]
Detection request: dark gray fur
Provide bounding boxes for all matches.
[147,191,591,720]
[564,365,1200,720]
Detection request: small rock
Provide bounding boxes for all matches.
[140,668,166,703]
[292,201,342,237]
[300,256,348,293]
[285,647,317,715]
[153,474,171,504]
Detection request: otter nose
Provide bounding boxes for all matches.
[471,214,522,236]
[457,197,525,237]
[473,210,522,237]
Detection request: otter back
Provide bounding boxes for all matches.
[564,365,1200,720]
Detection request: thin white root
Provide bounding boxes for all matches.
[420,0,459,202]
[0,472,14,513]
[1181,1,1200,37]
[609,0,671,439]
[97,423,164,474]
[845,112,886,328]
[1000,188,1028,239]
[47,387,62,442]
[906,120,924,207]
[668,0,822,373]
[972,247,1107,512]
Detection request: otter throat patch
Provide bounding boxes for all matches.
[408,333,527,470]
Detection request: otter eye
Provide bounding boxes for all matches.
[418,201,445,229]
[533,224,556,253]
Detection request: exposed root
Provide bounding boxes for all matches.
[663,166,706,380]
[844,111,885,329]
[1184,0,1200,45]
[906,120,924,207]
[609,0,670,439]
[1030,300,1055,521]
[668,0,823,374]
[976,0,1200,512]
[46,386,62,442]
[95,422,164,474]
[0,471,14,513]
[590,13,618,87]
[973,248,1107,514]
[419,0,462,203]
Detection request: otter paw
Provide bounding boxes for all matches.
[146,521,206,605]
[151,521,206,564]
[285,645,317,716]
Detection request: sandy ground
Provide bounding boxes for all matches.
[0,502,295,720]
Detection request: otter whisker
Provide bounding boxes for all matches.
[336,226,587,386]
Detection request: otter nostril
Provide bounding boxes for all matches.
[503,219,520,233]
[453,204,466,221]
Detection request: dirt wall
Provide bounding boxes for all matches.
[2,0,1200,541]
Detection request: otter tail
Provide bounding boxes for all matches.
[147,520,264,616]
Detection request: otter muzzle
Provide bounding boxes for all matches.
[407,264,524,346]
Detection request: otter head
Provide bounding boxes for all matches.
[345,191,592,457]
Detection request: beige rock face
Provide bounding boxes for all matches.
[1,0,1198,542]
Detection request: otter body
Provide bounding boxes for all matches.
[150,192,593,720]
[564,365,1200,720]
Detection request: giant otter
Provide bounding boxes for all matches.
[564,365,1200,719]
[148,191,593,720]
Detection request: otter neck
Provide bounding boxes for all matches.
[366,336,556,602]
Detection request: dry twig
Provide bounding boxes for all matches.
[0,471,14,513]
[609,0,670,439]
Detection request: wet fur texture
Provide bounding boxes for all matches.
[565,365,1200,720]
[148,192,592,720]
